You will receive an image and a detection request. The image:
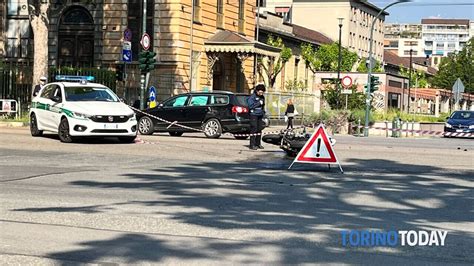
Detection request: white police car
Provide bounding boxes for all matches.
[30,75,137,143]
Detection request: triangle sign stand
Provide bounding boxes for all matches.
[288,124,343,173]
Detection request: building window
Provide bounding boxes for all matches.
[404,50,417,56]
[238,0,245,33]
[217,0,224,29]
[191,51,201,91]
[193,0,201,23]
[436,43,444,49]
[294,58,299,80]
[388,80,402,88]
[128,0,154,58]
[275,6,291,23]
[404,41,418,46]
[6,0,31,58]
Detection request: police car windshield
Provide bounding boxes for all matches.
[65,87,119,102]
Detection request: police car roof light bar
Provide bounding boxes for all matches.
[55,75,95,82]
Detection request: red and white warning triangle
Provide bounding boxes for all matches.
[289,124,343,172]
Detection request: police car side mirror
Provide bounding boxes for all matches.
[51,95,61,103]
[119,97,127,104]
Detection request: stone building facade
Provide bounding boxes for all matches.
[1,0,280,102]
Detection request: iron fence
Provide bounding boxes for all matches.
[0,61,119,114]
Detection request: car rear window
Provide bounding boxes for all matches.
[210,95,229,105]
[235,95,249,107]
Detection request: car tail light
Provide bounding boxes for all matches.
[232,106,248,113]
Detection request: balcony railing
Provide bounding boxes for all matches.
[217,13,224,29]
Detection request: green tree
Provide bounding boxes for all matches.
[323,84,366,110]
[357,57,383,73]
[399,66,429,88]
[301,42,358,73]
[432,37,474,93]
[257,35,292,89]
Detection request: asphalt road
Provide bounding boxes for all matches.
[0,127,473,265]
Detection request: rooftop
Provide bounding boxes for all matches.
[421,19,470,26]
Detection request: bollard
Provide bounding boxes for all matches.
[357,118,361,137]
[405,121,409,138]
[411,120,414,137]
[385,121,389,138]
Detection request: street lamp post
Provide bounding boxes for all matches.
[408,48,413,113]
[364,0,411,137]
[337,18,344,110]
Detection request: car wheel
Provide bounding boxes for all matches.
[234,135,249,140]
[30,113,43,137]
[119,136,137,143]
[58,118,74,143]
[138,117,154,135]
[203,118,222,138]
[169,132,183,137]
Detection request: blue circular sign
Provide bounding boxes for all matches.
[124,28,132,42]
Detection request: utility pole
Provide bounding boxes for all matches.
[364,0,411,137]
[408,48,413,113]
[189,0,195,91]
[140,0,148,110]
[337,18,344,110]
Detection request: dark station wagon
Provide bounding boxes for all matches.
[136,91,253,139]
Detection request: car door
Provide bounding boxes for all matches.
[185,95,210,128]
[48,85,65,130]
[150,95,189,131]
[35,85,56,131]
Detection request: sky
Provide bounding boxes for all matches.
[370,0,474,23]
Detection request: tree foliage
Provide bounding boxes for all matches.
[257,35,292,89]
[301,42,358,73]
[432,37,474,93]
[323,84,366,110]
[356,57,383,73]
[399,66,429,88]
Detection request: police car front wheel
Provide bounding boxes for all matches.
[58,118,75,143]
[30,113,43,137]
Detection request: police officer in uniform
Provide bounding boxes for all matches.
[33,76,47,97]
[247,84,266,150]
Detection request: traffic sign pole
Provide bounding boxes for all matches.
[341,76,352,110]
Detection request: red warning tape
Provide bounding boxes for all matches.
[357,125,473,137]
[129,105,303,138]
[130,105,473,139]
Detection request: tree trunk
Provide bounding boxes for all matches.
[29,3,49,95]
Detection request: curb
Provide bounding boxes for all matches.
[0,121,28,128]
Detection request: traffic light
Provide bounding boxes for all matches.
[370,76,380,93]
[138,50,157,73]
[365,76,381,93]
[115,64,124,81]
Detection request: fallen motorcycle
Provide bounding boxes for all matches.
[262,128,335,157]
[262,129,310,157]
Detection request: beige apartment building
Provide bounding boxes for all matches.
[261,0,387,62]
[1,0,281,103]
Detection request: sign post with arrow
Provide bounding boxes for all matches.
[452,78,465,108]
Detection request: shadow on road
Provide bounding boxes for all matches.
[12,158,474,264]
